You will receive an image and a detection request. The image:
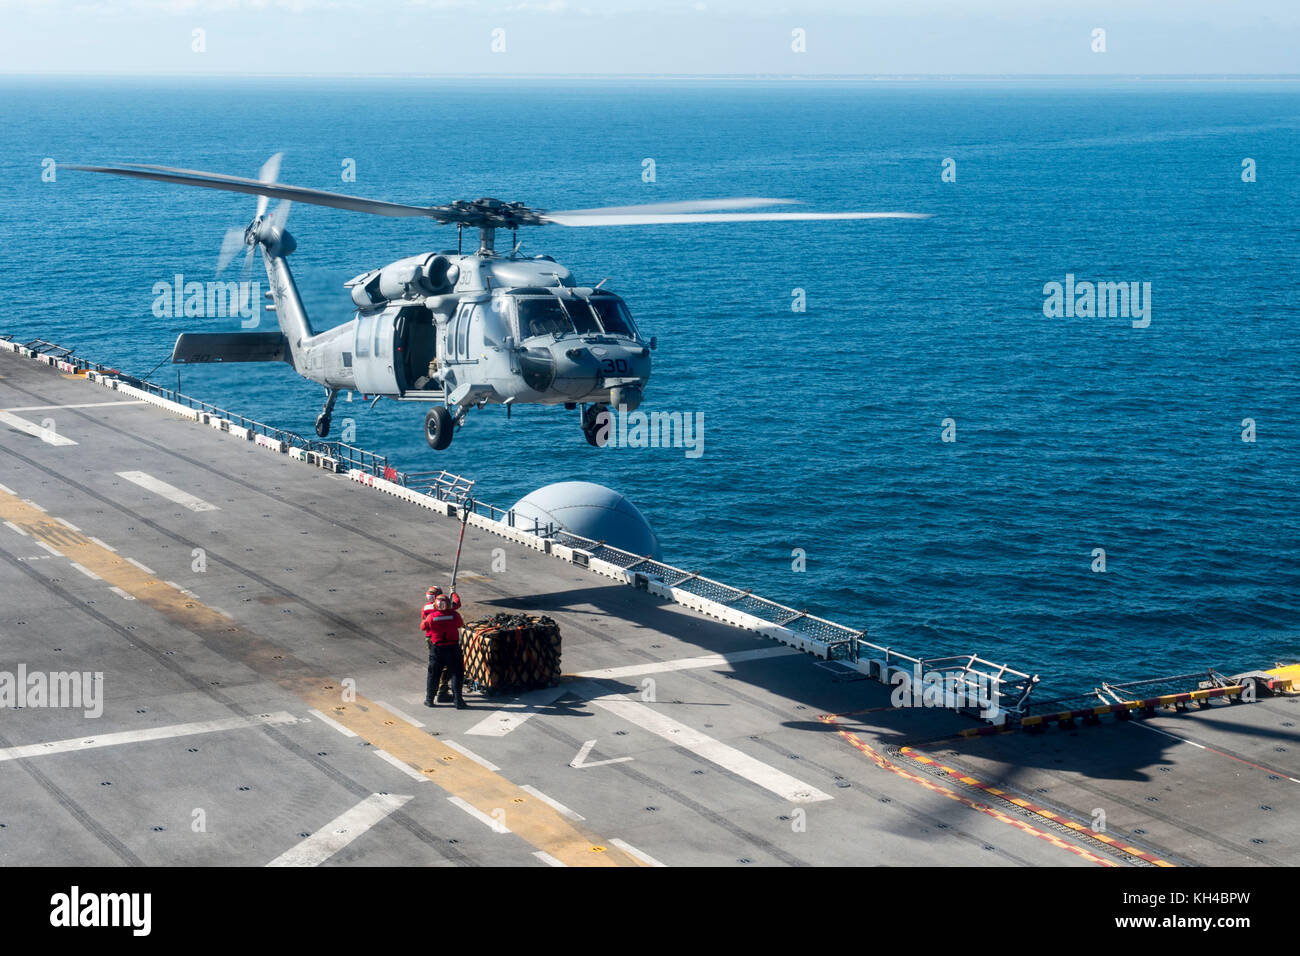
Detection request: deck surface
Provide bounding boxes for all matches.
[1,348,1295,867]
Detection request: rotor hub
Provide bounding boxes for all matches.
[434,197,548,230]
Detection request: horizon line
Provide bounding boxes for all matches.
[3,71,1299,81]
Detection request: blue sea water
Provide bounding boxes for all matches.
[2,77,1298,697]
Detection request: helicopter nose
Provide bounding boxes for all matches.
[550,343,603,399]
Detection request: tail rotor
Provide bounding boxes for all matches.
[215,152,292,282]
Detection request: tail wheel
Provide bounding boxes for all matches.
[425,406,454,450]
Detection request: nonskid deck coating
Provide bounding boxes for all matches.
[0,348,1295,867]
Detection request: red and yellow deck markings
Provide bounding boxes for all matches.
[817,713,1122,866]
[897,746,1174,866]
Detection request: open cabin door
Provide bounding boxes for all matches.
[395,304,443,399]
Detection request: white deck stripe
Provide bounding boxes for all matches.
[3,400,147,412]
[266,793,412,867]
[610,838,667,867]
[22,499,47,512]
[575,646,799,680]
[0,483,14,495]
[308,708,358,738]
[35,541,62,557]
[373,700,425,729]
[447,796,510,833]
[0,711,297,762]
[533,851,566,867]
[86,536,116,552]
[115,471,219,512]
[1130,721,1207,749]
[592,695,833,804]
[442,739,500,772]
[124,557,155,575]
[372,749,430,783]
[68,562,101,580]
[54,517,81,532]
[1131,722,1298,782]
[0,410,76,446]
[109,586,135,601]
[455,650,803,739]
[463,684,570,737]
[2,520,28,537]
[520,785,584,821]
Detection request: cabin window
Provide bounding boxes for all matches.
[449,304,472,359]
[457,310,471,356]
[355,315,373,357]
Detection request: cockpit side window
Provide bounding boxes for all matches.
[517,297,573,338]
[589,296,636,338]
[561,298,601,335]
[475,299,513,347]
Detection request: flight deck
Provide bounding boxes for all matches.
[1,340,1297,868]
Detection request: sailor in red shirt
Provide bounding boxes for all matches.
[422,586,461,701]
[423,592,467,709]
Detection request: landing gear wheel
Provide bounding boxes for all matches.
[581,404,609,447]
[425,406,454,451]
[316,388,339,440]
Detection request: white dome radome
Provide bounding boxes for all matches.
[510,481,661,560]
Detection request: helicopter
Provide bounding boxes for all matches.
[69,155,928,450]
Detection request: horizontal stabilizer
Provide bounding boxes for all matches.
[172,331,289,364]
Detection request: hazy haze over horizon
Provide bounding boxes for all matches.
[1,0,1298,76]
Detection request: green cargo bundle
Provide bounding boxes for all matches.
[462,613,562,694]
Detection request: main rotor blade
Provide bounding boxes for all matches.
[547,198,799,217]
[542,210,931,227]
[65,163,437,219]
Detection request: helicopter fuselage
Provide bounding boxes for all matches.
[292,250,653,412]
[77,158,922,451]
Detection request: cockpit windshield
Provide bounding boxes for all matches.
[559,298,602,335]
[513,293,639,340]
[589,295,636,338]
[516,297,572,338]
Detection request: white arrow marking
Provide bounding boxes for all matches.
[569,739,634,769]
[266,793,412,866]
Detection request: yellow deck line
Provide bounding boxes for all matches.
[0,487,642,867]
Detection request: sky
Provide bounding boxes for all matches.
[1,0,1298,76]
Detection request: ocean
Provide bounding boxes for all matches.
[2,76,1297,697]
